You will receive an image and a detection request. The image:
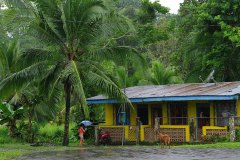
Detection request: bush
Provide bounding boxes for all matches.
[18,121,40,142]
[201,134,229,143]
[209,135,229,143]
[0,126,19,143]
[236,129,240,142]
[38,123,76,144]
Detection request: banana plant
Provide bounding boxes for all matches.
[0,102,25,137]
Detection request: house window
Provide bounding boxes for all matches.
[215,101,236,126]
[168,102,188,125]
[115,104,130,125]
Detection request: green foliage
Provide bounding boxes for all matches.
[137,0,169,24]
[209,135,229,143]
[0,103,20,124]
[0,126,19,144]
[1,0,139,145]
[236,129,240,142]
[18,121,39,142]
[150,61,183,85]
[0,150,24,160]
[38,123,76,143]
[174,0,240,82]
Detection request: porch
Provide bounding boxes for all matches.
[98,116,240,143]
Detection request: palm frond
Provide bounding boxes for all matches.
[0,61,48,99]
[80,60,131,106]
[68,60,89,118]
[0,44,9,77]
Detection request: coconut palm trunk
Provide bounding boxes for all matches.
[63,79,71,146]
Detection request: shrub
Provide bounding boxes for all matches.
[236,129,240,142]
[0,126,19,143]
[209,135,229,143]
[18,121,40,142]
[38,123,76,144]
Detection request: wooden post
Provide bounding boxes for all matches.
[229,115,235,142]
[190,117,194,142]
[94,125,99,145]
[154,117,160,141]
[136,117,140,145]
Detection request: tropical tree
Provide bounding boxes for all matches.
[150,61,183,85]
[1,0,135,145]
[0,102,24,137]
[0,38,58,141]
[0,39,25,137]
[174,0,240,82]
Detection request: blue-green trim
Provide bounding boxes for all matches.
[87,95,239,105]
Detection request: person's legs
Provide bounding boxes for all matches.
[80,134,83,145]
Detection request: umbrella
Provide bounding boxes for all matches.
[80,120,93,126]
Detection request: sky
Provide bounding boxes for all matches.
[151,0,184,14]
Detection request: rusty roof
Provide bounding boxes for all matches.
[87,82,240,104]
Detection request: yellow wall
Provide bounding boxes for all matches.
[105,104,113,125]
[202,126,227,136]
[105,101,217,126]
[130,105,137,125]
[210,102,215,126]
[162,102,168,125]
[237,100,240,117]
[188,101,196,125]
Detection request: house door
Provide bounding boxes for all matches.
[151,105,162,126]
[196,103,210,128]
[137,104,149,125]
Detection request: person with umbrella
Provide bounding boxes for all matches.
[78,123,87,146]
[78,120,92,146]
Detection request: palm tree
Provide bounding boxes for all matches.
[1,0,135,145]
[0,38,57,140]
[0,39,23,137]
[150,61,183,85]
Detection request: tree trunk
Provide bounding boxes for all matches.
[62,80,71,146]
[28,106,33,143]
[8,105,19,137]
[8,119,17,137]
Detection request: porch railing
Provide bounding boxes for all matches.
[97,116,240,143]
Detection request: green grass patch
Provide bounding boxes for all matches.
[0,150,26,160]
[175,142,240,148]
[0,143,82,160]
[38,123,77,143]
[0,126,20,144]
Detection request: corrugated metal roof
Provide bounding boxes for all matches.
[87,82,240,103]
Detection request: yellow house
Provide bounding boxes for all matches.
[88,82,240,143]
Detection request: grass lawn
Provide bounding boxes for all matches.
[0,143,82,160]
[174,142,240,149]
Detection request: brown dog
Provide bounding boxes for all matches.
[159,133,171,148]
